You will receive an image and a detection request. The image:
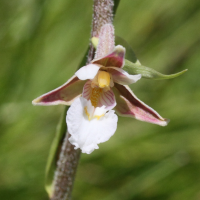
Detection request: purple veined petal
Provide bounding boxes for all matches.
[83,80,116,110]
[32,75,86,105]
[92,45,125,68]
[82,80,92,100]
[113,84,169,126]
[98,88,116,110]
[107,66,141,85]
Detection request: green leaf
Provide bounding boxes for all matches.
[124,59,188,80]
[45,106,68,197]
[115,36,137,63]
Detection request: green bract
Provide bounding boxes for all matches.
[123,59,188,80]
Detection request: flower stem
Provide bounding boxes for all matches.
[51,132,81,200]
[87,0,114,63]
[51,0,115,199]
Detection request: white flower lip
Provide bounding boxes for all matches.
[66,97,118,154]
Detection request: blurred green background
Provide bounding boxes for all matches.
[0,0,200,199]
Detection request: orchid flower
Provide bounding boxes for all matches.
[33,24,168,154]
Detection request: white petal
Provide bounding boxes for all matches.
[84,98,95,117]
[108,67,141,85]
[66,97,118,154]
[94,106,107,117]
[75,64,100,80]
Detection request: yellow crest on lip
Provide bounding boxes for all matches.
[90,87,102,107]
[84,106,104,120]
[84,106,91,121]
[98,71,111,88]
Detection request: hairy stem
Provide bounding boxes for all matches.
[51,132,81,200]
[87,0,114,63]
[51,0,115,199]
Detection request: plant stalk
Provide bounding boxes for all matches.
[51,0,115,199]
